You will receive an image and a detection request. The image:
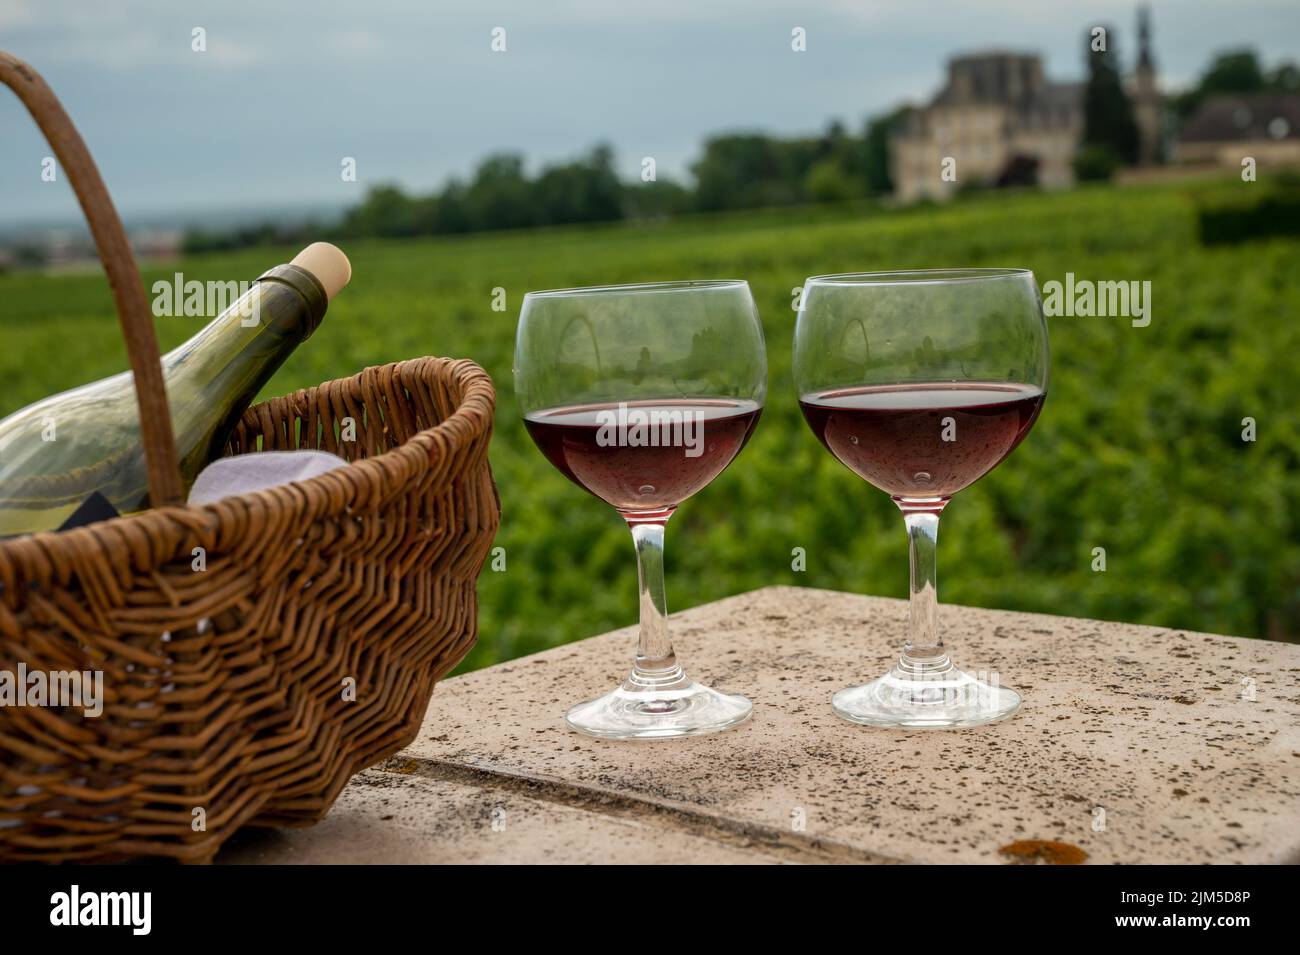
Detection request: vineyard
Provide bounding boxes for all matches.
[2,176,1296,670]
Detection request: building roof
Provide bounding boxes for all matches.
[933,52,1046,107]
[923,52,1081,119]
[1038,82,1084,110]
[1180,93,1300,143]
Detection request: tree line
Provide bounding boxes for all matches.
[182,115,903,253]
[183,43,1298,253]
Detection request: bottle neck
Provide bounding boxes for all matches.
[162,264,328,468]
[170,262,324,352]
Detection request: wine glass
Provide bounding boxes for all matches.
[794,269,1048,728]
[515,280,766,739]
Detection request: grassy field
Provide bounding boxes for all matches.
[2,178,1297,670]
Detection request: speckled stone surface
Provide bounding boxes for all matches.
[218,767,796,864]
[222,586,1300,864]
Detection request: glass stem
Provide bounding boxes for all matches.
[625,512,685,688]
[899,503,951,674]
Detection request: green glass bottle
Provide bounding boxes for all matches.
[0,243,351,535]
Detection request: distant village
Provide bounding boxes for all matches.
[890,8,1299,201]
[3,7,1296,271]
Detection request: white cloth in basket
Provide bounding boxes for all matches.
[188,450,349,506]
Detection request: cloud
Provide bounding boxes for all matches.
[0,0,37,30]
[200,35,265,68]
[323,30,383,59]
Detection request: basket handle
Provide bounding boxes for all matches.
[0,52,184,508]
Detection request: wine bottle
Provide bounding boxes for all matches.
[0,242,351,535]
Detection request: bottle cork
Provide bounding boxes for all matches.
[290,242,352,301]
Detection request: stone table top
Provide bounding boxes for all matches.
[219,586,1300,865]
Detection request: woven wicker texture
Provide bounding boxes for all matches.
[0,53,500,862]
[0,358,499,862]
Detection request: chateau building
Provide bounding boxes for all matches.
[891,10,1162,202]
[1174,93,1300,168]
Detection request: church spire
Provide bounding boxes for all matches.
[1133,5,1161,164]
[1137,5,1154,71]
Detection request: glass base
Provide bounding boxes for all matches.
[832,658,1020,729]
[566,666,753,740]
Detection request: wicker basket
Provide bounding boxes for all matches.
[0,54,499,862]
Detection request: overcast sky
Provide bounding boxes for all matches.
[1,0,1297,223]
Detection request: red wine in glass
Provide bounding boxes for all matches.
[516,278,767,739]
[525,398,761,512]
[798,382,1044,500]
[794,268,1048,729]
